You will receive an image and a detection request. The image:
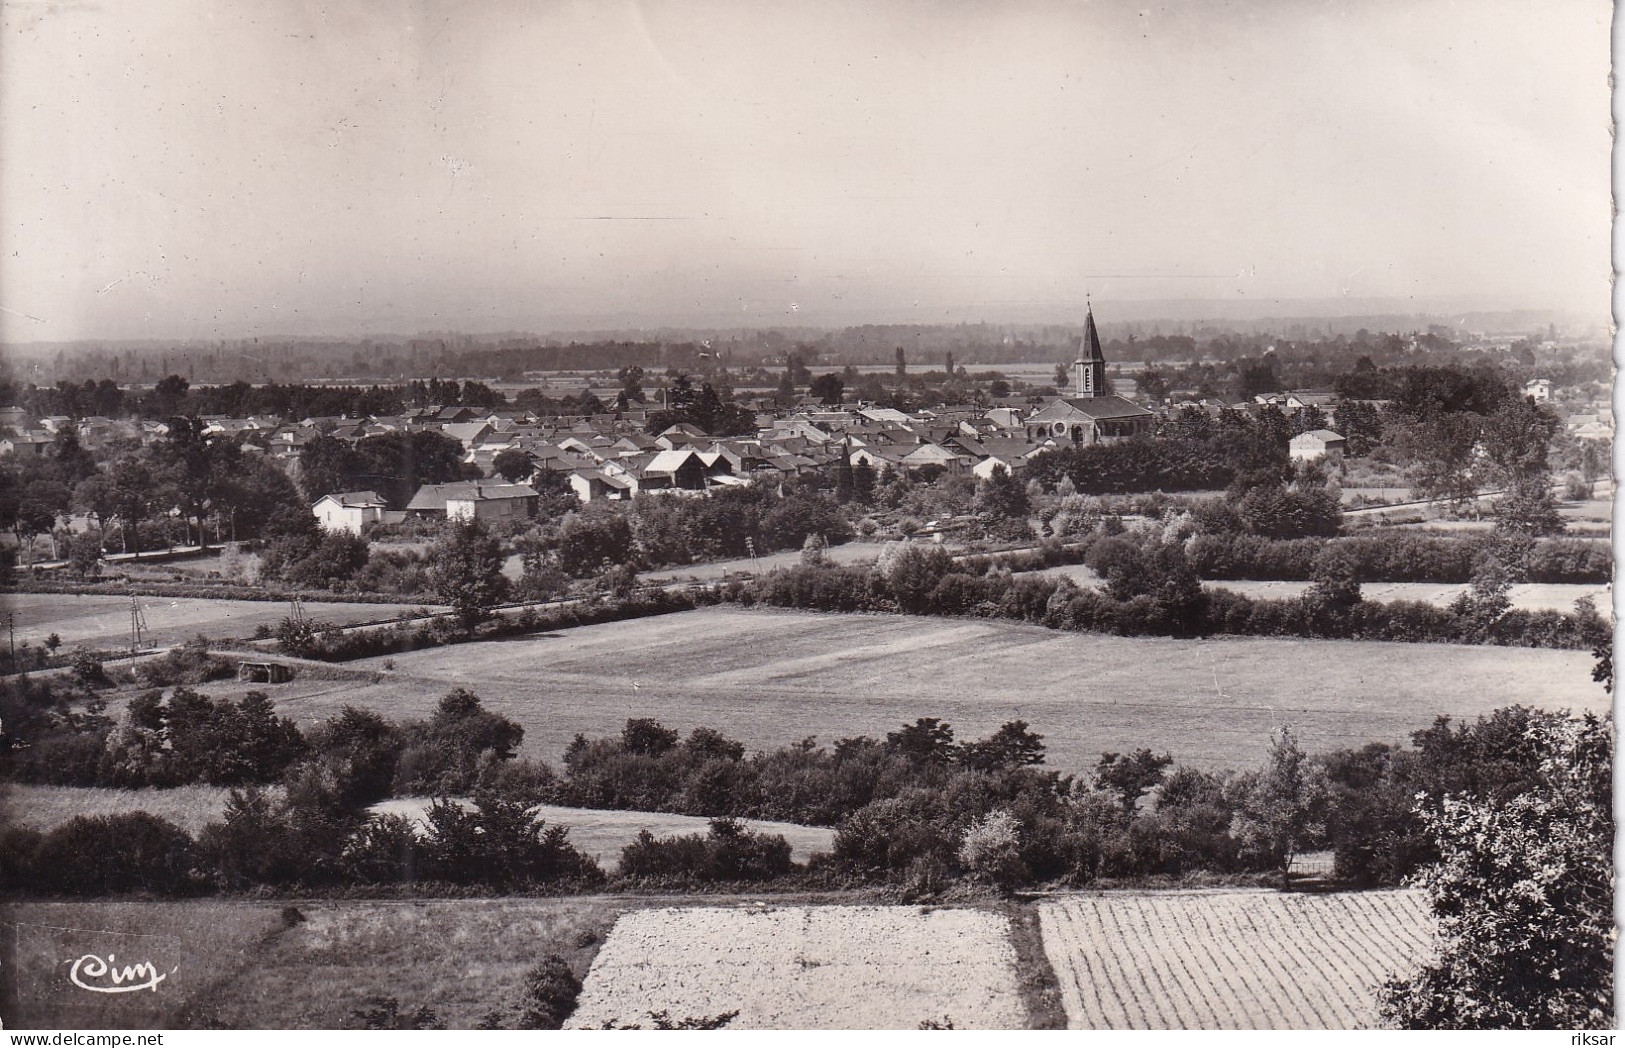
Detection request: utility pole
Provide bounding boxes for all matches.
[129,593,147,653]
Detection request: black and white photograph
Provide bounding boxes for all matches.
[0,0,1614,1034]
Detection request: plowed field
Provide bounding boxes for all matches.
[1038,890,1434,1029]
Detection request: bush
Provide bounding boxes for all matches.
[197,785,362,889]
[517,955,583,1030]
[98,688,306,788]
[71,649,110,687]
[351,998,443,1030]
[957,809,1028,890]
[875,542,955,612]
[135,640,234,686]
[0,826,44,890]
[616,818,794,882]
[339,813,422,885]
[833,789,958,875]
[420,793,602,888]
[31,814,195,895]
[392,689,525,796]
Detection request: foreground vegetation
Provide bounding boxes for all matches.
[2,649,1606,901]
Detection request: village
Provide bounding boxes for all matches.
[0,310,1611,561]
[1,0,1614,1030]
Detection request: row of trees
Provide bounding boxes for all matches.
[740,533,1610,651]
[1,420,310,563]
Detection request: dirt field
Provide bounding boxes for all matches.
[1038,890,1433,1029]
[371,798,835,866]
[192,607,1605,775]
[1034,565,1611,615]
[565,905,1027,1029]
[5,593,442,651]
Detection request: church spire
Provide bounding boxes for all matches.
[1073,301,1107,397]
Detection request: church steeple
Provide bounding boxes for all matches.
[1073,301,1107,398]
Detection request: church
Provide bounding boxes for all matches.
[1023,305,1155,446]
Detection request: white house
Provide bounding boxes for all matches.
[1523,378,1553,403]
[312,490,393,534]
[1289,429,1347,463]
[567,468,637,502]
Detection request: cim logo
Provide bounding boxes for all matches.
[67,954,176,994]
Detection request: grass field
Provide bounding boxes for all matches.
[5,593,442,651]
[2,901,288,1029]
[1038,890,1433,1029]
[3,784,256,836]
[1,898,623,1030]
[371,799,835,865]
[197,898,623,1029]
[638,540,891,583]
[188,607,1607,775]
[565,905,1028,1029]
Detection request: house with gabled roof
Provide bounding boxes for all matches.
[0,431,53,458]
[441,421,495,448]
[568,467,638,502]
[1289,429,1347,462]
[638,448,719,491]
[407,481,539,522]
[313,490,395,534]
[901,443,967,472]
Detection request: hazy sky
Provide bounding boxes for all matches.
[0,0,1613,341]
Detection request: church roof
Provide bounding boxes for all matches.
[1027,395,1154,423]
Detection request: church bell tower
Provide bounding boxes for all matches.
[1073,302,1107,398]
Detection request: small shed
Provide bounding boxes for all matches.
[237,661,295,684]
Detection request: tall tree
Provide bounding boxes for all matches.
[429,517,511,628]
[1379,713,1612,1029]
[1228,725,1328,886]
[808,373,844,406]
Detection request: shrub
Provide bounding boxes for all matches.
[420,793,602,888]
[616,818,794,882]
[833,788,958,875]
[298,706,404,808]
[0,827,44,890]
[31,814,195,895]
[517,955,583,1030]
[135,640,234,686]
[876,542,955,612]
[392,689,525,796]
[351,998,443,1030]
[70,649,110,687]
[958,809,1028,890]
[197,785,363,889]
[339,813,422,885]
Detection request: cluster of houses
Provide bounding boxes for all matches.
[0,408,138,457]
[4,317,1612,539]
